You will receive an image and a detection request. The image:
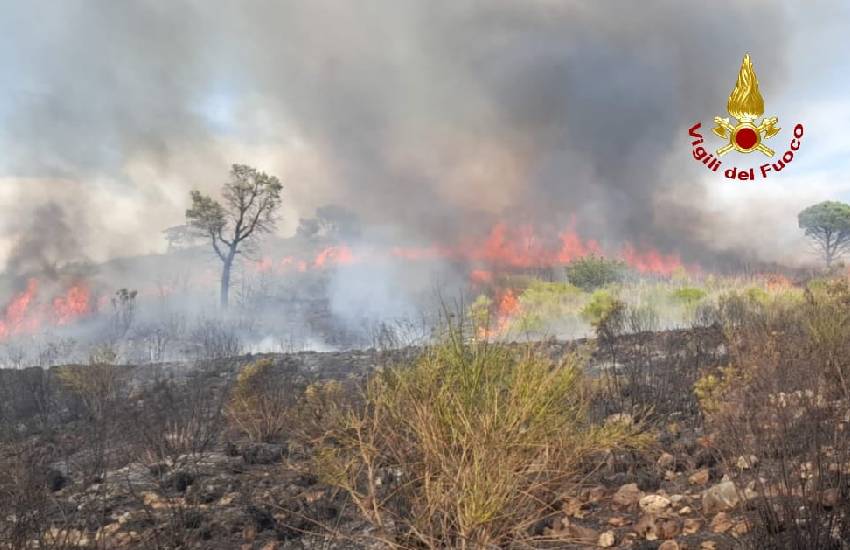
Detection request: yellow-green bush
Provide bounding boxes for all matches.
[315,327,647,547]
[514,280,583,333]
[227,358,291,442]
[580,289,624,328]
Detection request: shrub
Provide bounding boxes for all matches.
[566,255,625,291]
[315,325,647,547]
[55,347,129,481]
[699,281,850,548]
[131,375,227,466]
[514,280,583,333]
[227,358,298,443]
[581,290,625,331]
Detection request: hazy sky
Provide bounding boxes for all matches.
[1,0,849,274]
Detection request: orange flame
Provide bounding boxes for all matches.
[0,279,39,339]
[248,223,691,282]
[619,244,683,276]
[314,245,355,268]
[52,284,91,325]
[0,279,94,340]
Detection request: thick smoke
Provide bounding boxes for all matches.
[0,0,804,269]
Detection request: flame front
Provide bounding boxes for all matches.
[248,223,691,278]
[727,53,764,121]
[0,279,93,340]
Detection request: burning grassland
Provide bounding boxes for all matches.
[0,279,94,341]
[0,208,822,369]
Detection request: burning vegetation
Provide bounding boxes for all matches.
[3,2,850,548]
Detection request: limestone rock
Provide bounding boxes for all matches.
[703,481,740,515]
[612,483,641,508]
[711,511,733,533]
[639,494,671,515]
[688,468,710,486]
[597,530,616,548]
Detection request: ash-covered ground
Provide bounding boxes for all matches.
[1,327,733,549]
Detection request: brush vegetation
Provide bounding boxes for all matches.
[313,324,648,548]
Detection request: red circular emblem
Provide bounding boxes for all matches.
[734,127,758,150]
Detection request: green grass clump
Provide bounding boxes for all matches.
[566,255,626,291]
[671,287,706,305]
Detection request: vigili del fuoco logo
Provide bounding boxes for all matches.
[688,54,804,181]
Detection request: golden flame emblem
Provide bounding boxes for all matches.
[712,54,780,157]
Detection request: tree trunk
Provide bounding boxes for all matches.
[220,250,235,308]
[826,236,834,268]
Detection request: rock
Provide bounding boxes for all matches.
[683,518,702,534]
[703,481,740,515]
[639,494,671,515]
[659,542,680,550]
[142,491,168,510]
[240,443,284,465]
[665,470,677,481]
[670,494,685,505]
[657,453,675,469]
[634,514,658,540]
[701,542,717,550]
[612,483,642,508]
[736,455,758,470]
[597,530,616,548]
[710,512,733,533]
[658,518,681,539]
[678,506,692,515]
[688,468,710,486]
[732,520,750,536]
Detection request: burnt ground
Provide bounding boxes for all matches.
[0,327,749,549]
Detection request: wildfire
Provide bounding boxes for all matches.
[495,289,520,330]
[619,244,684,276]
[313,245,355,268]
[477,288,521,339]
[469,269,494,285]
[248,222,692,281]
[0,279,93,340]
[52,285,92,325]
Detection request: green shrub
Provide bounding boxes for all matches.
[514,280,583,333]
[580,289,624,328]
[315,326,647,547]
[566,255,626,291]
[744,286,769,304]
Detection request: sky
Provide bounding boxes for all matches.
[1,0,850,275]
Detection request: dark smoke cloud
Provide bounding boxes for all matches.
[0,0,799,269]
[5,203,86,282]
